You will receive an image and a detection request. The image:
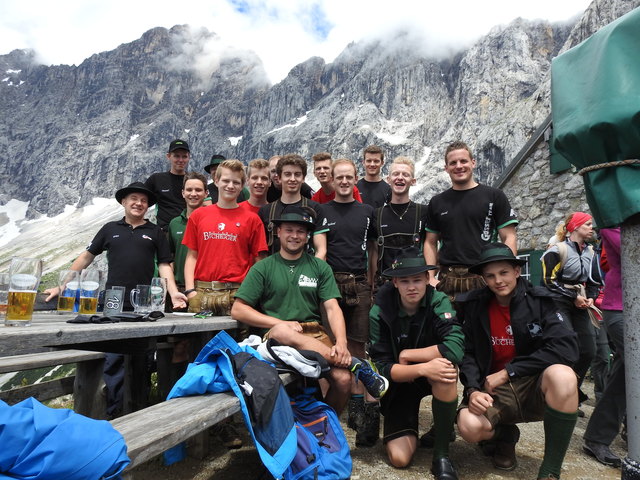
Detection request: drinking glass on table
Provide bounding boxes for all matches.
[79,269,101,315]
[150,277,167,312]
[0,273,9,318]
[6,257,43,326]
[57,270,79,313]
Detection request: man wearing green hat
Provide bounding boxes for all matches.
[456,242,579,480]
[232,206,389,415]
[369,247,463,480]
[203,154,249,205]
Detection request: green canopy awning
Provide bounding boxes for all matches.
[551,7,640,228]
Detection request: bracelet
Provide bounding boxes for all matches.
[183,289,196,296]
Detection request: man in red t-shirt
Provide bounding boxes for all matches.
[456,243,579,480]
[183,159,267,314]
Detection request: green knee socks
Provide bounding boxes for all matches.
[538,405,578,479]
[432,397,458,460]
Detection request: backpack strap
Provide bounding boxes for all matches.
[267,201,279,250]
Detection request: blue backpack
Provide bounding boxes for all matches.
[283,388,352,480]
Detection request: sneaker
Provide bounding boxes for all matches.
[355,402,380,447]
[352,359,389,400]
[583,440,621,468]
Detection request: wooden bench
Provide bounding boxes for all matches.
[0,349,106,418]
[111,372,296,477]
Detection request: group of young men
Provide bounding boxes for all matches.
[45,139,588,480]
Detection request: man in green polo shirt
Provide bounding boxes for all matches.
[168,171,208,291]
[231,207,388,415]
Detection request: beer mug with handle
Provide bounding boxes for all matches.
[6,257,43,326]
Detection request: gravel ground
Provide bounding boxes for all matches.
[130,379,623,480]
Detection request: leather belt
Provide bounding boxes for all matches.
[196,280,241,290]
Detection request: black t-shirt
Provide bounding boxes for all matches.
[356,179,391,209]
[323,201,376,274]
[375,202,428,273]
[258,198,327,255]
[144,171,185,230]
[425,184,518,266]
[87,218,173,309]
[266,183,314,203]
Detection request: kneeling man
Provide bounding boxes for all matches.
[456,243,579,480]
[231,207,388,414]
[369,248,464,480]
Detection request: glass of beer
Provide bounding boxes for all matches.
[0,273,9,317]
[79,269,101,315]
[6,257,43,326]
[57,270,79,313]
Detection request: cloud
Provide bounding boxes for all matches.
[0,0,591,82]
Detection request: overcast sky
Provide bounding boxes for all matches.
[1,0,592,83]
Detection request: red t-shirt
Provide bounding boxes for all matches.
[182,204,267,283]
[311,186,362,204]
[238,201,261,215]
[489,297,516,373]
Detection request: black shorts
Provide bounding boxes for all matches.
[380,379,432,443]
[459,374,546,427]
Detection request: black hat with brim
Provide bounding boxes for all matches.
[272,210,316,232]
[115,182,157,207]
[468,243,527,275]
[382,256,437,277]
[204,154,226,173]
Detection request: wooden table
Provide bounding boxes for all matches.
[0,312,239,415]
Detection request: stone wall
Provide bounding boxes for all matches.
[501,139,590,252]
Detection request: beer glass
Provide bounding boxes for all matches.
[79,269,101,315]
[130,285,153,314]
[57,270,79,313]
[150,277,167,312]
[6,257,43,326]
[0,273,9,317]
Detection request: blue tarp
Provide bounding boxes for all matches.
[0,397,129,480]
[165,330,297,479]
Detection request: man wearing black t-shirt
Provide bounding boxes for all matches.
[322,159,379,447]
[259,154,328,257]
[357,145,391,209]
[145,139,190,231]
[266,155,314,202]
[373,157,428,281]
[425,141,518,298]
[44,182,186,417]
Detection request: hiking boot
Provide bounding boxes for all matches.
[355,402,380,447]
[347,396,365,431]
[419,425,456,448]
[493,424,520,471]
[215,423,243,449]
[352,359,389,400]
[583,440,621,468]
[431,457,458,480]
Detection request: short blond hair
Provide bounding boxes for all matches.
[331,158,357,176]
[390,156,415,177]
[214,159,246,184]
[247,158,269,177]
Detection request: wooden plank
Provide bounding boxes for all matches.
[111,372,296,468]
[0,376,75,404]
[74,357,106,419]
[0,314,238,357]
[0,349,105,373]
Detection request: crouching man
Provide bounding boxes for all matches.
[231,207,388,414]
[369,248,464,480]
[456,243,579,480]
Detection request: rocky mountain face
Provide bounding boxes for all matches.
[0,0,637,226]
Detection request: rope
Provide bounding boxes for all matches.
[578,159,640,176]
